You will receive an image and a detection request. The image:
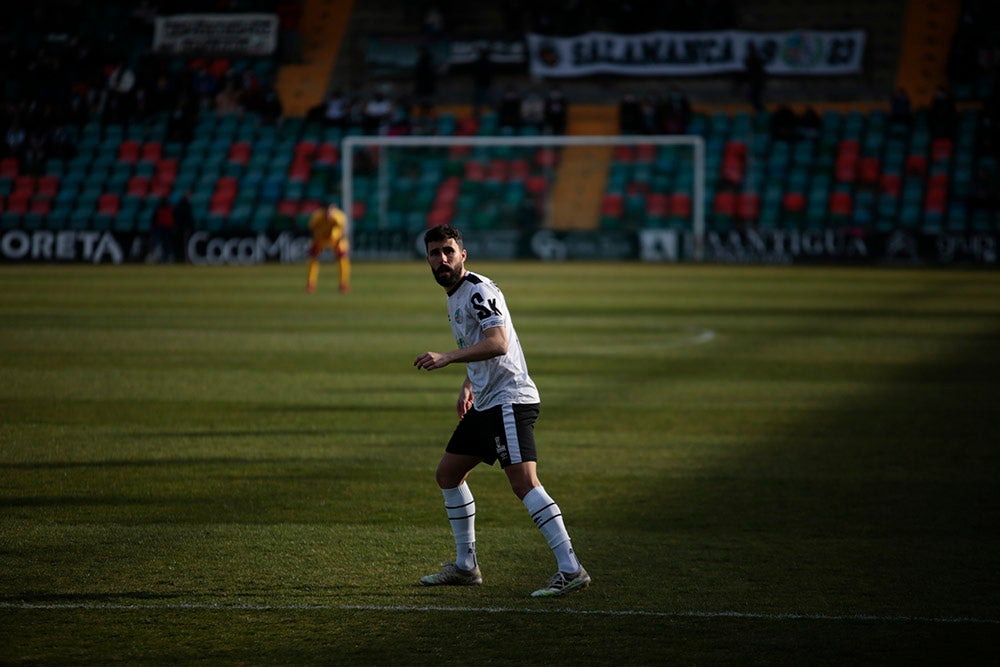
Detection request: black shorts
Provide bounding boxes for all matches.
[446,403,540,468]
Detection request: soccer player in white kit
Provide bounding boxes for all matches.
[413,224,591,597]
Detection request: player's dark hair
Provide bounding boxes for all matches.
[424,224,463,249]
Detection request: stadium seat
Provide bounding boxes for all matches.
[828,191,852,217]
[712,191,736,221]
[857,157,880,185]
[7,191,30,214]
[315,142,339,166]
[228,141,252,165]
[0,158,17,178]
[880,173,902,196]
[646,193,669,218]
[736,192,760,222]
[97,194,120,215]
[118,140,140,163]
[600,192,624,218]
[140,142,163,164]
[782,192,806,224]
[905,154,928,177]
[835,153,858,182]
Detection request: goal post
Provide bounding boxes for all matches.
[340,134,706,261]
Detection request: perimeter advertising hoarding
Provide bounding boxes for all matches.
[2,228,997,266]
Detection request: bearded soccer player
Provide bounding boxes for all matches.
[413,224,591,597]
[306,203,350,293]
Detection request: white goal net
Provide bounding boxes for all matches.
[340,133,705,261]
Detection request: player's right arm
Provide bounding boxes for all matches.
[457,377,474,418]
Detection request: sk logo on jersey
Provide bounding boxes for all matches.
[471,292,502,321]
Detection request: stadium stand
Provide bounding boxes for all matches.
[0,0,998,249]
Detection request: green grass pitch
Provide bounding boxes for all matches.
[2,261,999,664]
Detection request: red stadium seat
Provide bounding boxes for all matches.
[8,190,31,213]
[315,142,339,165]
[783,192,806,213]
[635,144,656,163]
[535,147,558,168]
[140,142,162,163]
[931,137,953,162]
[215,176,238,194]
[464,161,485,181]
[288,160,311,182]
[228,142,252,165]
[835,153,858,182]
[880,173,901,196]
[97,193,120,215]
[14,175,35,194]
[36,176,59,198]
[612,145,635,162]
[712,191,736,218]
[828,191,852,216]
[645,193,669,217]
[669,193,692,218]
[294,141,318,161]
[736,192,760,221]
[905,154,927,177]
[127,176,150,197]
[118,140,140,163]
[857,157,880,185]
[600,192,624,217]
[29,198,51,215]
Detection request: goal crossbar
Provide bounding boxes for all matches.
[341,134,706,260]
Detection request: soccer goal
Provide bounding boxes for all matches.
[340,133,706,261]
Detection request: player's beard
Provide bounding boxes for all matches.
[433,263,463,289]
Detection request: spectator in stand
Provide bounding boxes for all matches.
[259,88,283,126]
[193,66,219,113]
[544,87,567,135]
[472,47,494,118]
[362,90,393,135]
[321,89,348,128]
[929,85,957,138]
[413,46,438,118]
[167,94,198,144]
[658,88,691,134]
[968,167,999,215]
[619,93,642,135]
[743,43,766,111]
[104,60,137,126]
[770,104,798,142]
[173,191,195,264]
[797,106,822,142]
[498,85,523,133]
[520,89,545,132]
[150,196,176,264]
[4,120,26,161]
[214,77,244,116]
[639,94,658,134]
[889,87,912,127]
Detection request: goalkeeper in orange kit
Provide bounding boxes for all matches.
[306,203,351,294]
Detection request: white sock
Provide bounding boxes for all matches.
[441,482,477,571]
[522,486,580,574]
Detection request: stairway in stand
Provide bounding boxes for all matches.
[547,106,618,231]
[275,0,355,118]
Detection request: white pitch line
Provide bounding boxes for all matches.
[2,601,998,625]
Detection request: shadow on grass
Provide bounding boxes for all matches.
[583,283,1000,622]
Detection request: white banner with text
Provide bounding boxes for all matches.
[526,30,866,77]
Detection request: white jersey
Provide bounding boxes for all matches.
[446,271,540,411]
